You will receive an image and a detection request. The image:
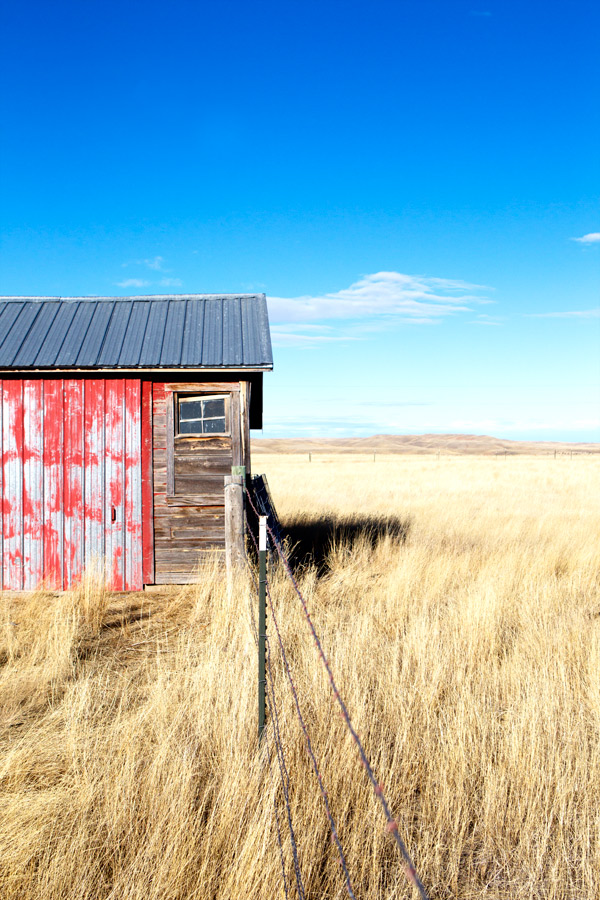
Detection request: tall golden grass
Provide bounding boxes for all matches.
[1,454,599,899]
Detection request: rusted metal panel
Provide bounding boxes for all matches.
[23,380,44,590]
[141,381,154,585]
[43,380,64,589]
[0,380,3,589]
[124,379,143,589]
[64,380,85,587]
[84,379,105,583]
[2,381,24,589]
[0,377,145,591]
[105,380,125,590]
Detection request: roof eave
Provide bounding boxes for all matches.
[0,365,273,375]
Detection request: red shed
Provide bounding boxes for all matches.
[0,294,272,590]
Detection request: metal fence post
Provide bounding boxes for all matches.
[258,515,267,741]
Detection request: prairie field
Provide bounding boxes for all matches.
[1,453,599,899]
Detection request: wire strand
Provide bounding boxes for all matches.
[265,633,307,900]
[246,543,300,899]
[245,489,429,900]
[247,516,357,899]
[264,714,292,900]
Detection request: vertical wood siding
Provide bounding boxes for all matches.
[152,381,242,584]
[0,378,147,591]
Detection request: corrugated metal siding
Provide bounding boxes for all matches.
[0,378,146,591]
[0,295,273,370]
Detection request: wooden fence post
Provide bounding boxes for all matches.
[225,474,245,575]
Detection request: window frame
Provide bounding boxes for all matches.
[174,392,231,439]
[166,389,235,502]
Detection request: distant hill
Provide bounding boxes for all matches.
[252,434,600,456]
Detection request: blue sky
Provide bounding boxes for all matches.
[1,0,598,441]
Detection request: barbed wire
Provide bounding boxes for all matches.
[247,515,357,899]
[264,700,293,899]
[265,632,307,900]
[245,537,301,900]
[245,489,429,900]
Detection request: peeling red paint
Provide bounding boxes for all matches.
[1,378,147,591]
[141,381,154,584]
[64,380,84,587]
[43,379,64,589]
[3,381,24,589]
[23,381,44,590]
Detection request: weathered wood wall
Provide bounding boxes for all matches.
[151,380,249,584]
[0,375,254,590]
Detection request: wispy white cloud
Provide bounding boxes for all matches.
[527,308,600,319]
[271,324,358,348]
[115,278,151,288]
[470,313,504,326]
[268,272,490,330]
[117,258,183,290]
[572,232,600,244]
[354,400,433,408]
[123,255,167,271]
[144,256,166,270]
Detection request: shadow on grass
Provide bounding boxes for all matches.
[283,513,411,573]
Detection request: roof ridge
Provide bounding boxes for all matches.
[0,293,266,302]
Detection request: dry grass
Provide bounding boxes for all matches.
[1,454,599,899]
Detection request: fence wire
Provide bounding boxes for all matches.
[245,488,430,900]
[245,532,301,899]
[264,725,291,900]
[264,630,306,900]
[247,521,356,897]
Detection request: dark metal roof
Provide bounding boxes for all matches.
[0,295,273,370]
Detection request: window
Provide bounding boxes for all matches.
[177,394,228,435]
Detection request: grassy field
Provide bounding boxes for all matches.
[1,454,599,899]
